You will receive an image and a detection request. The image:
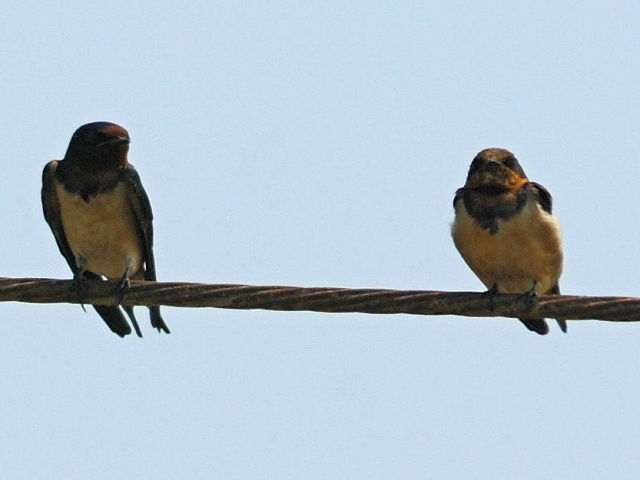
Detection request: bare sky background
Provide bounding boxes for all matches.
[2,1,640,478]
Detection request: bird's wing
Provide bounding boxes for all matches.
[453,187,465,209]
[548,282,567,333]
[122,165,170,334]
[122,164,157,281]
[528,182,553,214]
[42,161,77,272]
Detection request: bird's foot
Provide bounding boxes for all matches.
[519,281,538,312]
[115,271,130,305]
[72,271,87,312]
[482,283,499,310]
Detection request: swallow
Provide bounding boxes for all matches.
[42,121,170,337]
[451,148,565,335]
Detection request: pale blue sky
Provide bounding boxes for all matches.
[2,1,640,478]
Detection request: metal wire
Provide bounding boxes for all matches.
[1,276,640,324]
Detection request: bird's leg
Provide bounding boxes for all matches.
[72,259,87,312]
[484,283,499,296]
[115,264,132,305]
[482,283,499,310]
[519,280,538,312]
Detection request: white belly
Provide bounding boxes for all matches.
[56,182,143,280]
[451,198,562,294]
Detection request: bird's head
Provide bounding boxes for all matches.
[465,148,528,192]
[64,121,130,166]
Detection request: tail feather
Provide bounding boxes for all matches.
[80,271,131,337]
[80,272,169,337]
[150,306,170,334]
[519,318,549,335]
[123,306,143,338]
[548,284,568,333]
[517,282,566,335]
[93,305,132,337]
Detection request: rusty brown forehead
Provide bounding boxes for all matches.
[102,123,129,138]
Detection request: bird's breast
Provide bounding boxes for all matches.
[56,181,143,279]
[451,197,562,294]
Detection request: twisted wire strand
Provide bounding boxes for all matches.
[1,276,640,323]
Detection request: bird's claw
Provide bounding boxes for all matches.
[519,281,538,312]
[72,271,87,312]
[482,283,499,310]
[115,273,130,305]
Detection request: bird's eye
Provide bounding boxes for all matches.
[86,131,103,143]
[502,157,516,169]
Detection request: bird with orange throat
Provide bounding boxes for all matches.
[42,121,170,337]
[451,148,565,335]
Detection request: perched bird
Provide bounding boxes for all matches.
[451,148,565,335]
[42,121,170,337]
